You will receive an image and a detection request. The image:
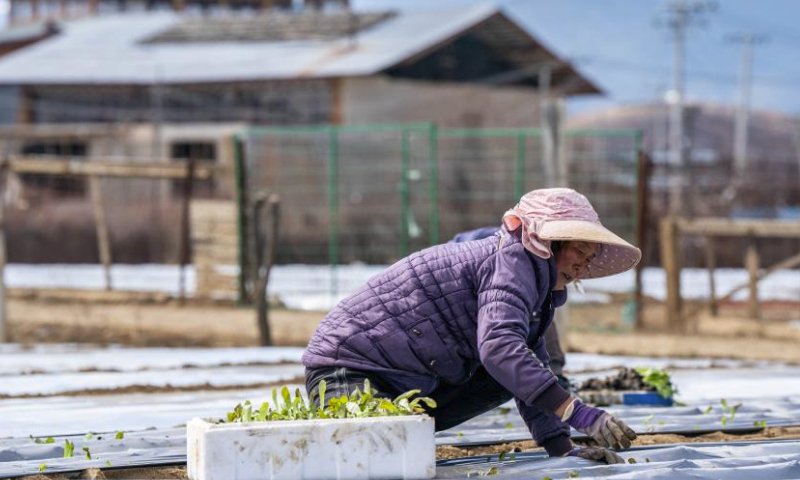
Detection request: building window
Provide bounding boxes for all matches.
[21,142,87,194]
[170,141,216,198]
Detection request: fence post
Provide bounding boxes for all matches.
[254,194,280,347]
[328,128,339,299]
[233,135,250,305]
[746,239,761,321]
[89,175,113,291]
[705,236,718,317]
[634,150,650,330]
[660,215,682,332]
[0,160,7,343]
[428,124,439,246]
[400,129,410,257]
[177,158,195,303]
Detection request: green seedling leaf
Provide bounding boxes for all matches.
[567,470,580,478]
[225,383,436,423]
[498,407,511,415]
[627,458,637,464]
[393,389,422,403]
[754,420,768,428]
[658,420,667,425]
[703,405,713,414]
[82,446,91,460]
[542,477,553,480]
[720,398,729,410]
[456,432,464,438]
[30,435,55,444]
[39,464,46,472]
[84,432,95,440]
[319,380,327,409]
[105,460,112,468]
[634,367,677,398]
[115,431,124,440]
[63,439,75,458]
[645,458,651,463]
[642,414,655,425]
[504,422,514,429]
[720,416,728,427]
[498,451,509,461]
[481,466,499,476]
[729,403,742,420]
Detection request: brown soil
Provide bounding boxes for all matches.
[5,294,321,348]
[7,293,800,363]
[0,376,305,400]
[434,426,800,460]
[17,466,188,480]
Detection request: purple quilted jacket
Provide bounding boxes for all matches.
[302,227,572,448]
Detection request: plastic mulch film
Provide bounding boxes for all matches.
[435,397,800,446]
[3,399,800,478]
[435,439,800,480]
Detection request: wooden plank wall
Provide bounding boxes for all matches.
[191,200,239,301]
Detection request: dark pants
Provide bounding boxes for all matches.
[305,366,513,431]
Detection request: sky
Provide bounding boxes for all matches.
[352,0,800,117]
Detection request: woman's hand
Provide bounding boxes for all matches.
[566,446,626,464]
[561,398,637,450]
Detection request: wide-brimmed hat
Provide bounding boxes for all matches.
[502,188,641,279]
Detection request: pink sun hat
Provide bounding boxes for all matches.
[502,188,641,279]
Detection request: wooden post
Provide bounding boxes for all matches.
[745,240,760,321]
[89,175,113,290]
[255,194,280,347]
[0,161,8,343]
[660,215,683,332]
[634,151,651,330]
[705,236,718,317]
[177,158,195,304]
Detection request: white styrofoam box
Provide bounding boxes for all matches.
[187,415,436,480]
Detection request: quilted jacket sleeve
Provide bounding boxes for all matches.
[475,240,571,416]
[515,335,572,456]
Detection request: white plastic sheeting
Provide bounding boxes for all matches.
[435,396,800,447]
[4,264,799,310]
[436,440,800,480]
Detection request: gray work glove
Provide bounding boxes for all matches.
[563,398,637,450]
[566,446,626,464]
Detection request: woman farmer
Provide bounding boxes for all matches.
[302,188,640,464]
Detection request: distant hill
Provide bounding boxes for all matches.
[568,102,800,166]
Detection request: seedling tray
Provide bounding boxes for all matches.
[578,389,674,407]
[187,415,435,480]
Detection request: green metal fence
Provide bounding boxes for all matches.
[236,123,642,301]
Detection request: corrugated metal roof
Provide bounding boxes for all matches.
[141,11,396,43]
[0,4,598,92]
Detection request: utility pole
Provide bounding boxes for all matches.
[658,1,715,215]
[728,33,768,182]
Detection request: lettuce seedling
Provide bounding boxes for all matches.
[30,435,55,444]
[63,440,74,458]
[633,367,677,398]
[225,380,436,423]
